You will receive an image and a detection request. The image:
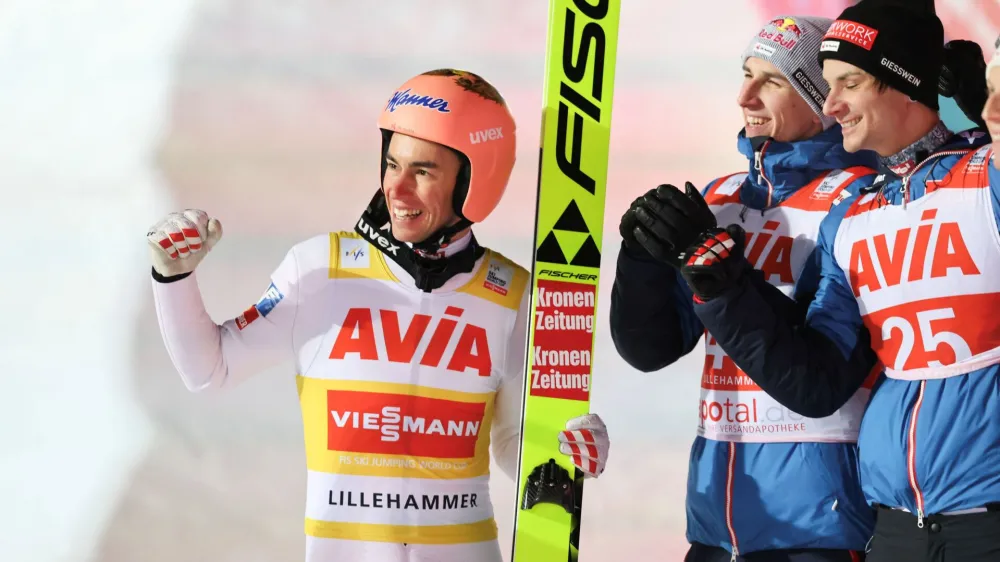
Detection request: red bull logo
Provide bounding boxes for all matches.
[760,17,802,50]
[770,17,803,37]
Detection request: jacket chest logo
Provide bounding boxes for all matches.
[849,208,980,296]
[743,219,795,284]
[329,306,493,377]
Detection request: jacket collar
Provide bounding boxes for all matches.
[735,125,879,210]
[869,126,992,206]
[879,120,953,177]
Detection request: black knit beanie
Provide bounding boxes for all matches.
[817,0,943,110]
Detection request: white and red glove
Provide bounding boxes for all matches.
[558,413,609,478]
[147,209,223,277]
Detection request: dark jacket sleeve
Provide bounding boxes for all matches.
[609,242,704,372]
[690,197,878,418]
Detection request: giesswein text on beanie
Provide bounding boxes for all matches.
[817,1,943,110]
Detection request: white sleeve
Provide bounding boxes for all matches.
[491,286,530,480]
[151,245,301,392]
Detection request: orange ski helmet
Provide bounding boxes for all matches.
[377,69,517,224]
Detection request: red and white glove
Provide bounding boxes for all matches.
[146,209,223,277]
[558,413,609,478]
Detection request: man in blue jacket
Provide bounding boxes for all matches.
[659,2,999,561]
[611,14,879,562]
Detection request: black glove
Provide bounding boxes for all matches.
[619,182,717,268]
[939,39,988,129]
[679,224,750,302]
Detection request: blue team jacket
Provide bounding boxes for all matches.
[610,125,879,555]
[693,130,1000,521]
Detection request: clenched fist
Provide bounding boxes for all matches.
[146,209,223,278]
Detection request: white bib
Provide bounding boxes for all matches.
[698,168,873,443]
[834,146,1000,380]
[295,233,528,544]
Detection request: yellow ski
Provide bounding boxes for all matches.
[511,1,620,560]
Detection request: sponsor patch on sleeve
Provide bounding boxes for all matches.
[236,282,284,330]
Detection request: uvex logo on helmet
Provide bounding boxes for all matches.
[377,69,517,224]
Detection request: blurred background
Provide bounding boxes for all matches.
[1,0,994,560]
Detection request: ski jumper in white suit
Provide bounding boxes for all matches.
[152,230,526,562]
[147,68,610,561]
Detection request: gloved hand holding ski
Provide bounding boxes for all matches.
[558,413,609,478]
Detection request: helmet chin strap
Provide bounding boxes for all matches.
[354,189,484,292]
